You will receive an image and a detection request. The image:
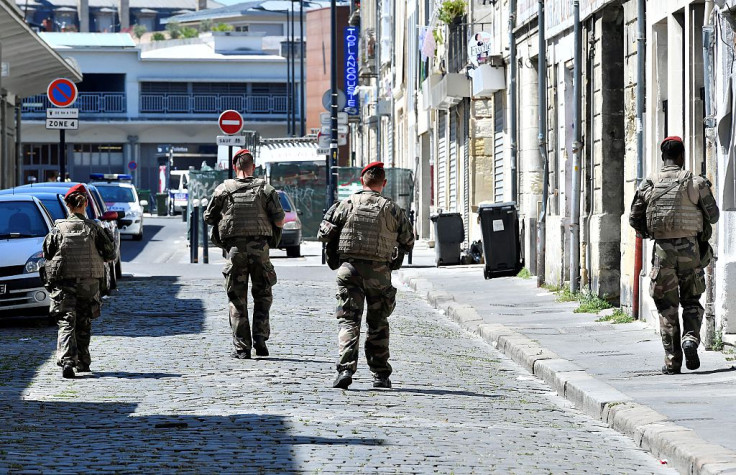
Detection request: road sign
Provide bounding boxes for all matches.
[321,125,349,134]
[128,161,137,171]
[45,118,78,130]
[322,89,347,111]
[316,148,330,155]
[47,108,78,119]
[218,110,243,135]
[47,78,78,108]
[317,132,329,148]
[320,112,348,126]
[217,135,246,146]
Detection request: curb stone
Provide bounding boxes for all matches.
[398,270,736,475]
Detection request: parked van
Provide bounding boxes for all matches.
[168,170,189,215]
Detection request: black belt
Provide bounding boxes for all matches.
[341,258,384,265]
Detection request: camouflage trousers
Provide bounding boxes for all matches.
[649,237,706,371]
[335,260,397,377]
[223,239,277,352]
[50,278,101,368]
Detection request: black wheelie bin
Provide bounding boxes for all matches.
[430,212,464,266]
[478,202,521,279]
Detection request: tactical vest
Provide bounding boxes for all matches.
[338,192,396,262]
[646,169,703,239]
[45,219,105,281]
[218,178,273,241]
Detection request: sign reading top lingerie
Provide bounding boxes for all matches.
[344,26,360,116]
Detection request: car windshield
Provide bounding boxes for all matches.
[0,202,47,238]
[278,193,292,212]
[40,198,66,220]
[97,185,136,203]
[170,175,181,190]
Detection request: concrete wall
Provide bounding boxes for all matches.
[714,8,736,343]
[587,6,625,301]
[619,0,640,315]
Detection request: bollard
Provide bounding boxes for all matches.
[408,209,415,265]
[201,198,209,264]
[189,205,195,263]
[191,199,200,264]
[321,208,327,265]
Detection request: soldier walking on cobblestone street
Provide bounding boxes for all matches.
[629,136,720,375]
[204,150,284,360]
[42,184,116,378]
[318,161,414,389]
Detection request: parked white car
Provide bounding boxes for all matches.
[90,176,146,241]
[0,195,54,318]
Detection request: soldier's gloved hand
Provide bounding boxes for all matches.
[389,247,405,271]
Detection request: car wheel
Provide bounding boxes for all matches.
[133,232,143,241]
[286,245,301,258]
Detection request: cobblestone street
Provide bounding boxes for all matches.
[0,220,677,473]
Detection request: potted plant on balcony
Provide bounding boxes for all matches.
[438,0,466,25]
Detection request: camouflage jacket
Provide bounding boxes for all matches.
[319,190,415,262]
[43,213,116,267]
[629,165,719,239]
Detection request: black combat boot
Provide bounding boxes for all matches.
[333,369,353,389]
[661,365,681,375]
[76,363,91,373]
[372,374,392,388]
[62,364,75,379]
[231,349,251,359]
[683,341,700,370]
[253,337,269,357]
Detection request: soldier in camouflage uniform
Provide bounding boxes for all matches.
[629,136,719,375]
[43,184,116,378]
[204,150,284,360]
[318,161,415,389]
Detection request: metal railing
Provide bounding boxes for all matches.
[139,93,289,115]
[22,93,126,114]
[447,20,468,73]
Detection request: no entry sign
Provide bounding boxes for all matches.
[47,78,78,108]
[218,110,243,135]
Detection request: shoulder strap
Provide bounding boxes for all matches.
[649,172,687,204]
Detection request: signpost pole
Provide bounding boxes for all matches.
[59,129,66,181]
[329,0,338,208]
[228,145,233,179]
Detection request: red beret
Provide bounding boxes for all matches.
[662,136,683,146]
[65,183,87,198]
[361,161,384,176]
[234,148,251,159]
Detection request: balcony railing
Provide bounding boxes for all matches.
[447,21,468,74]
[22,93,127,114]
[139,93,289,115]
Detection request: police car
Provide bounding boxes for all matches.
[89,174,147,241]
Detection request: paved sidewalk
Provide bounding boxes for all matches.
[400,241,736,475]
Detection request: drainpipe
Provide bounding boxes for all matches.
[633,0,645,319]
[703,0,717,347]
[509,0,518,203]
[376,0,382,163]
[16,104,22,187]
[570,0,582,293]
[536,0,548,287]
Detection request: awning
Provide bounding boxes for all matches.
[0,0,83,98]
[257,139,320,166]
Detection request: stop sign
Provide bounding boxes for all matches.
[218,110,243,135]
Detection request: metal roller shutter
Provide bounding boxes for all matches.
[449,110,458,212]
[437,111,447,209]
[493,91,505,203]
